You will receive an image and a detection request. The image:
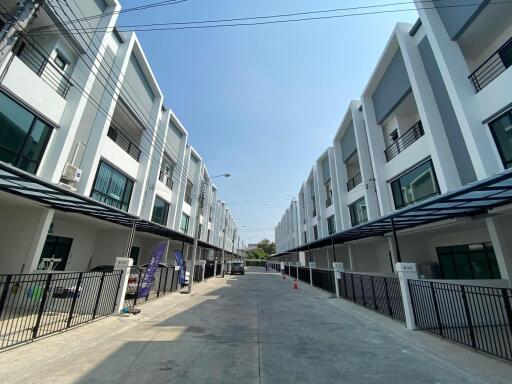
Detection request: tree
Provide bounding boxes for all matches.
[247,239,276,259]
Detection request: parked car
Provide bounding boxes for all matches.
[230,261,245,275]
[89,265,141,299]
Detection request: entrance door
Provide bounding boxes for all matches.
[38,235,73,271]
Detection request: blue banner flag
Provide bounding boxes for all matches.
[174,250,186,286]
[138,242,167,298]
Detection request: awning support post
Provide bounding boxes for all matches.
[390,218,402,263]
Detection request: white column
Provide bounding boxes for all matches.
[333,262,345,299]
[396,262,418,330]
[309,261,316,286]
[114,257,133,314]
[25,208,55,272]
[486,216,512,287]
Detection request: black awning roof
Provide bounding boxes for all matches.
[272,168,512,257]
[0,162,195,244]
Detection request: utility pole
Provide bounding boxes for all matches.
[187,181,206,293]
[0,1,42,65]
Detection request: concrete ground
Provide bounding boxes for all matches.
[0,267,511,384]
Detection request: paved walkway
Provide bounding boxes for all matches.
[1,267,511,383]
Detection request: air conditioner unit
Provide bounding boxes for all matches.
[61,163,82,183]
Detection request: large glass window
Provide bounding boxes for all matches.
[349,198,368,227]
[390,160,440,210]
[327,215,336,235]
[91,161,133,211]
[489,110,512,169]
[0,92,53,173]
[151,196,169,225]
[313,225,318,240]
[437,243,500,280]
[180,213,190,234]
[184,180,193,205]
[325,180,333,207]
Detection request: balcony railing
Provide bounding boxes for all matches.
[13,39,73,98]
[346,172,362,192]
[158,170,173,189]
[184,193,193,205]
[325,196,332,208]
[107,126,141,161]
[384,121,424,162]
[469,37,512,92]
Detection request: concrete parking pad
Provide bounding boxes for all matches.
[0,267,511,383]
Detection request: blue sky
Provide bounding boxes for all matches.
[120,0,418,245]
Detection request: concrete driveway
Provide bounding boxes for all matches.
[0,267,511,383]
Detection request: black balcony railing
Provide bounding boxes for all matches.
[384,121,424,162]
[184,193,193,205]
[469,37,512,93]
[346,172,362,192]
[107,126,141,161]
[325,195,332,208]
[158,170,173,189]
[13,39,73,98]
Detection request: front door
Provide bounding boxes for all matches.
[38,235,73,271]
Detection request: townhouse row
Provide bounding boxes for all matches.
[275,2,512,286]
[0,0,239,274]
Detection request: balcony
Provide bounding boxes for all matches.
[107,126,141,162]
[158,170,173,189]
[469,37,512,92]
[346,172,362,192]
[325,197,332,208]
[384,121,424,162]
[13,39,73,98]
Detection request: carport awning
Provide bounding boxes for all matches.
[272,168,512,257]
[0,162,195,244]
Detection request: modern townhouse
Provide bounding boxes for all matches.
[0,0,239,276]
[274,15,512,286]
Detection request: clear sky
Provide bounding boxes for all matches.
[119,0,418,246]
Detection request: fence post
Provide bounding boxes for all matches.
[32,274,53,339]
[396,262,418,330]
[92,272,106,320]
[156,268,163,297]
[370,276,378,311]
[430,282,443,336]
[460,285,476,348]
[502,289,512,338]
[113,257,133,314]
[308,262,316,286]
[332,262,344,299]
[201,263,206,282]
[0,275,12,320]
[164,267,170,293]
[67,273,83,327]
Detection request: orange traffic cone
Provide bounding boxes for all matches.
[293,278,298,289]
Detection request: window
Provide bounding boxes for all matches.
[53,51,69,71]
[91,161,133,211]
[327,215,336,235]
[390,160,440,210]
[311,196,316,217]
[325,180,333,207]
[489,110,512,169]
[349,198,368,227]
[209,206,213,222]
[180,213,190,234]
[184,180,193,205]
[313,225,318,240]
[159,155,174,189]
[0,92,53,174]
[151,196,169,225]
[437,243,500,280]
[304,231,307,243]
[207,229,211,242]
[198,224,202,238]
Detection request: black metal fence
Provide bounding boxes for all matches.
[409,280,512,361]
[311,268,336,294]
[297,266,311,284]
[245,260,267,267]
[204,263,215,279]
[125,266,179,308]
[469,36,512,92]
[339,272,405,322]
[0,271,121,351]
[290,266,298,279]
[384,121,424,162]
[193,264,203,283]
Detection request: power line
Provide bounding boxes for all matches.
[28,1,512,35]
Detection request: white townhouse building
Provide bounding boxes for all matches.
[275,9,512,285]
[0,0,239,275]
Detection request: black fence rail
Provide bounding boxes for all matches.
[339,272,405,322]
[297,266,311,284]
[409,280,512,361]
[290,266,298,279]
[216,263,222,276]
[13,38,73,98]
[0,271,121,351]
[384,121,424,162]
[284,265,290,275]
[193,264,203,283]
[311,268,336,294]
[245,260,267,267]
[204,263,215,279]
[107,125,142,161]
[125,266,178,308]
[469,36,512,92]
